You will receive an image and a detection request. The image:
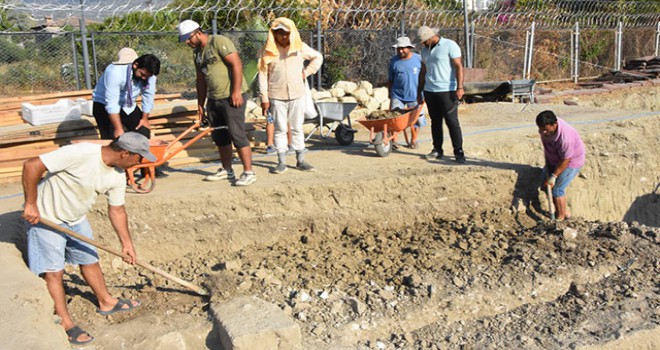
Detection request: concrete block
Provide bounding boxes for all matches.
[210,296,302,350]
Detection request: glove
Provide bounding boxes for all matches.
[546,173,557,187]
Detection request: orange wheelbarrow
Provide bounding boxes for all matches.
[356,104,423,157]
[127,122,218,193]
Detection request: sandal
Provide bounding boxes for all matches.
[96,298,140,316]
[66,325,94,345]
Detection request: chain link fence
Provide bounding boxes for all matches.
[0,1,658,97]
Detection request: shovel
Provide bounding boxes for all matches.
[40,218,208,296]
[546,185,555,220]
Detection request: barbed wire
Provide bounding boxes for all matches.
[1,0,659,32]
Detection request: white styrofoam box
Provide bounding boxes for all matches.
[75,98,92,115]
[22,99,82,126]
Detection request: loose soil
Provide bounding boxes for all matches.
[0,85,659,349]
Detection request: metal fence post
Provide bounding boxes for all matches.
[524,21,535,79]
[462,0,471,68]
[70,32,81,90]
[470,20,476,68]
[615,21,623,71]
[655,22,659,57]
[572,22,580,83]
[90,32,98,83]
[316,19,322,90]
[79,0,92,89]
[212,19,218,35]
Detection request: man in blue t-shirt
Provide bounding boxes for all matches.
[387,36,427,150]
[417,26,466,163]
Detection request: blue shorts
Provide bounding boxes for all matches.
[542,166,581,197]
[27,218,99,275]
[390,99,427,128]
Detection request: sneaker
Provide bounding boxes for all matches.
[270,163,287,174]
[287,145,295,155]
[235,171,256,186]
[425,149,443,160]
[266,145,276,154]
[456,156,466,164]
[296,161,315,171]
[204,168,235,181]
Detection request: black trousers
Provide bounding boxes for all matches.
[423,90,464,156]
[93,102,150,140]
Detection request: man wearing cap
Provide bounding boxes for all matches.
[21,131,152,345]
[416,26,466,163]
[92,48,161,140]
[388,36,426,149]
[258,17,323,174]
[177,19,256,186]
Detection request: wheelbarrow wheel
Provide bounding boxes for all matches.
[335,124,355,146]
[373,131,391,157]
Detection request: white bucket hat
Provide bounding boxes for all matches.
[417,26,438,43]
[178,19,200,42]
[112,47,138,65]
[392,36,414,48]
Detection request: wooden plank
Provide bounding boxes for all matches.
[0,90,93,104]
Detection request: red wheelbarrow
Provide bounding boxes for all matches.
[126,122,218,193]
[356,104,423,157]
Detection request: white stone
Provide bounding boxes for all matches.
[351,89,371,105]
[379,100,390,111]
[329,88,346,97]
[372,87,389,103]
[365,99,381,112]
[211,296,302,350]
[340,96,357,103]
[333,81,358,93]
[358,80,373,95]
[312,90,332,100]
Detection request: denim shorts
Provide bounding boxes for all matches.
[390,98,427,128]
[27,218,99,275]
[542,166,581,197]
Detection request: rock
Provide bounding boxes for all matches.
[313,90,332,100]
[333,81,358,93]
[351,89,371,105]
[340,96,357,103]
[329,88,346,97]
[379,100,390,111]
[378,289,396,301]
[372,87,389,103]
[512,198,526,213]
[365,99,381,112]
[453,276,465,288]
[358,80,373,95]
[346,297,366,315]
[562,227,578,240]
[210,296,302,350]
[222,259,242,272]
[564,98,579,105]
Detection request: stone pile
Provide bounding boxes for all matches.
[243,80,391,121]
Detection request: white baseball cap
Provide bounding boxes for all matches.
[272,23,290,32]
[178,20,200,42]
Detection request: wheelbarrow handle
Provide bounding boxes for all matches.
[39,218,209,296]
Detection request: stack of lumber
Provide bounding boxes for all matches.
[0,90,265,183]
[592,56,660,84]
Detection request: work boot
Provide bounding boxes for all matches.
[270,152,287,174]
[295,150,315,171]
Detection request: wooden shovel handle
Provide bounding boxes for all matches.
[39,218,208,296]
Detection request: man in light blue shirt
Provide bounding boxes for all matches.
[92,48,160,140]
[416,26,466,163]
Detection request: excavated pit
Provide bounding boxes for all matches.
[1,89,659,349]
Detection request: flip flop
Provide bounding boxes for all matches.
[96,298,140,316]
[66,325,94,345]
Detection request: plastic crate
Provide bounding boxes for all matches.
[22,99,83,126]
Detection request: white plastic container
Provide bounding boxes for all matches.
[22,99,82,126]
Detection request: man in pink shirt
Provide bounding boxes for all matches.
[536,110,585,221]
